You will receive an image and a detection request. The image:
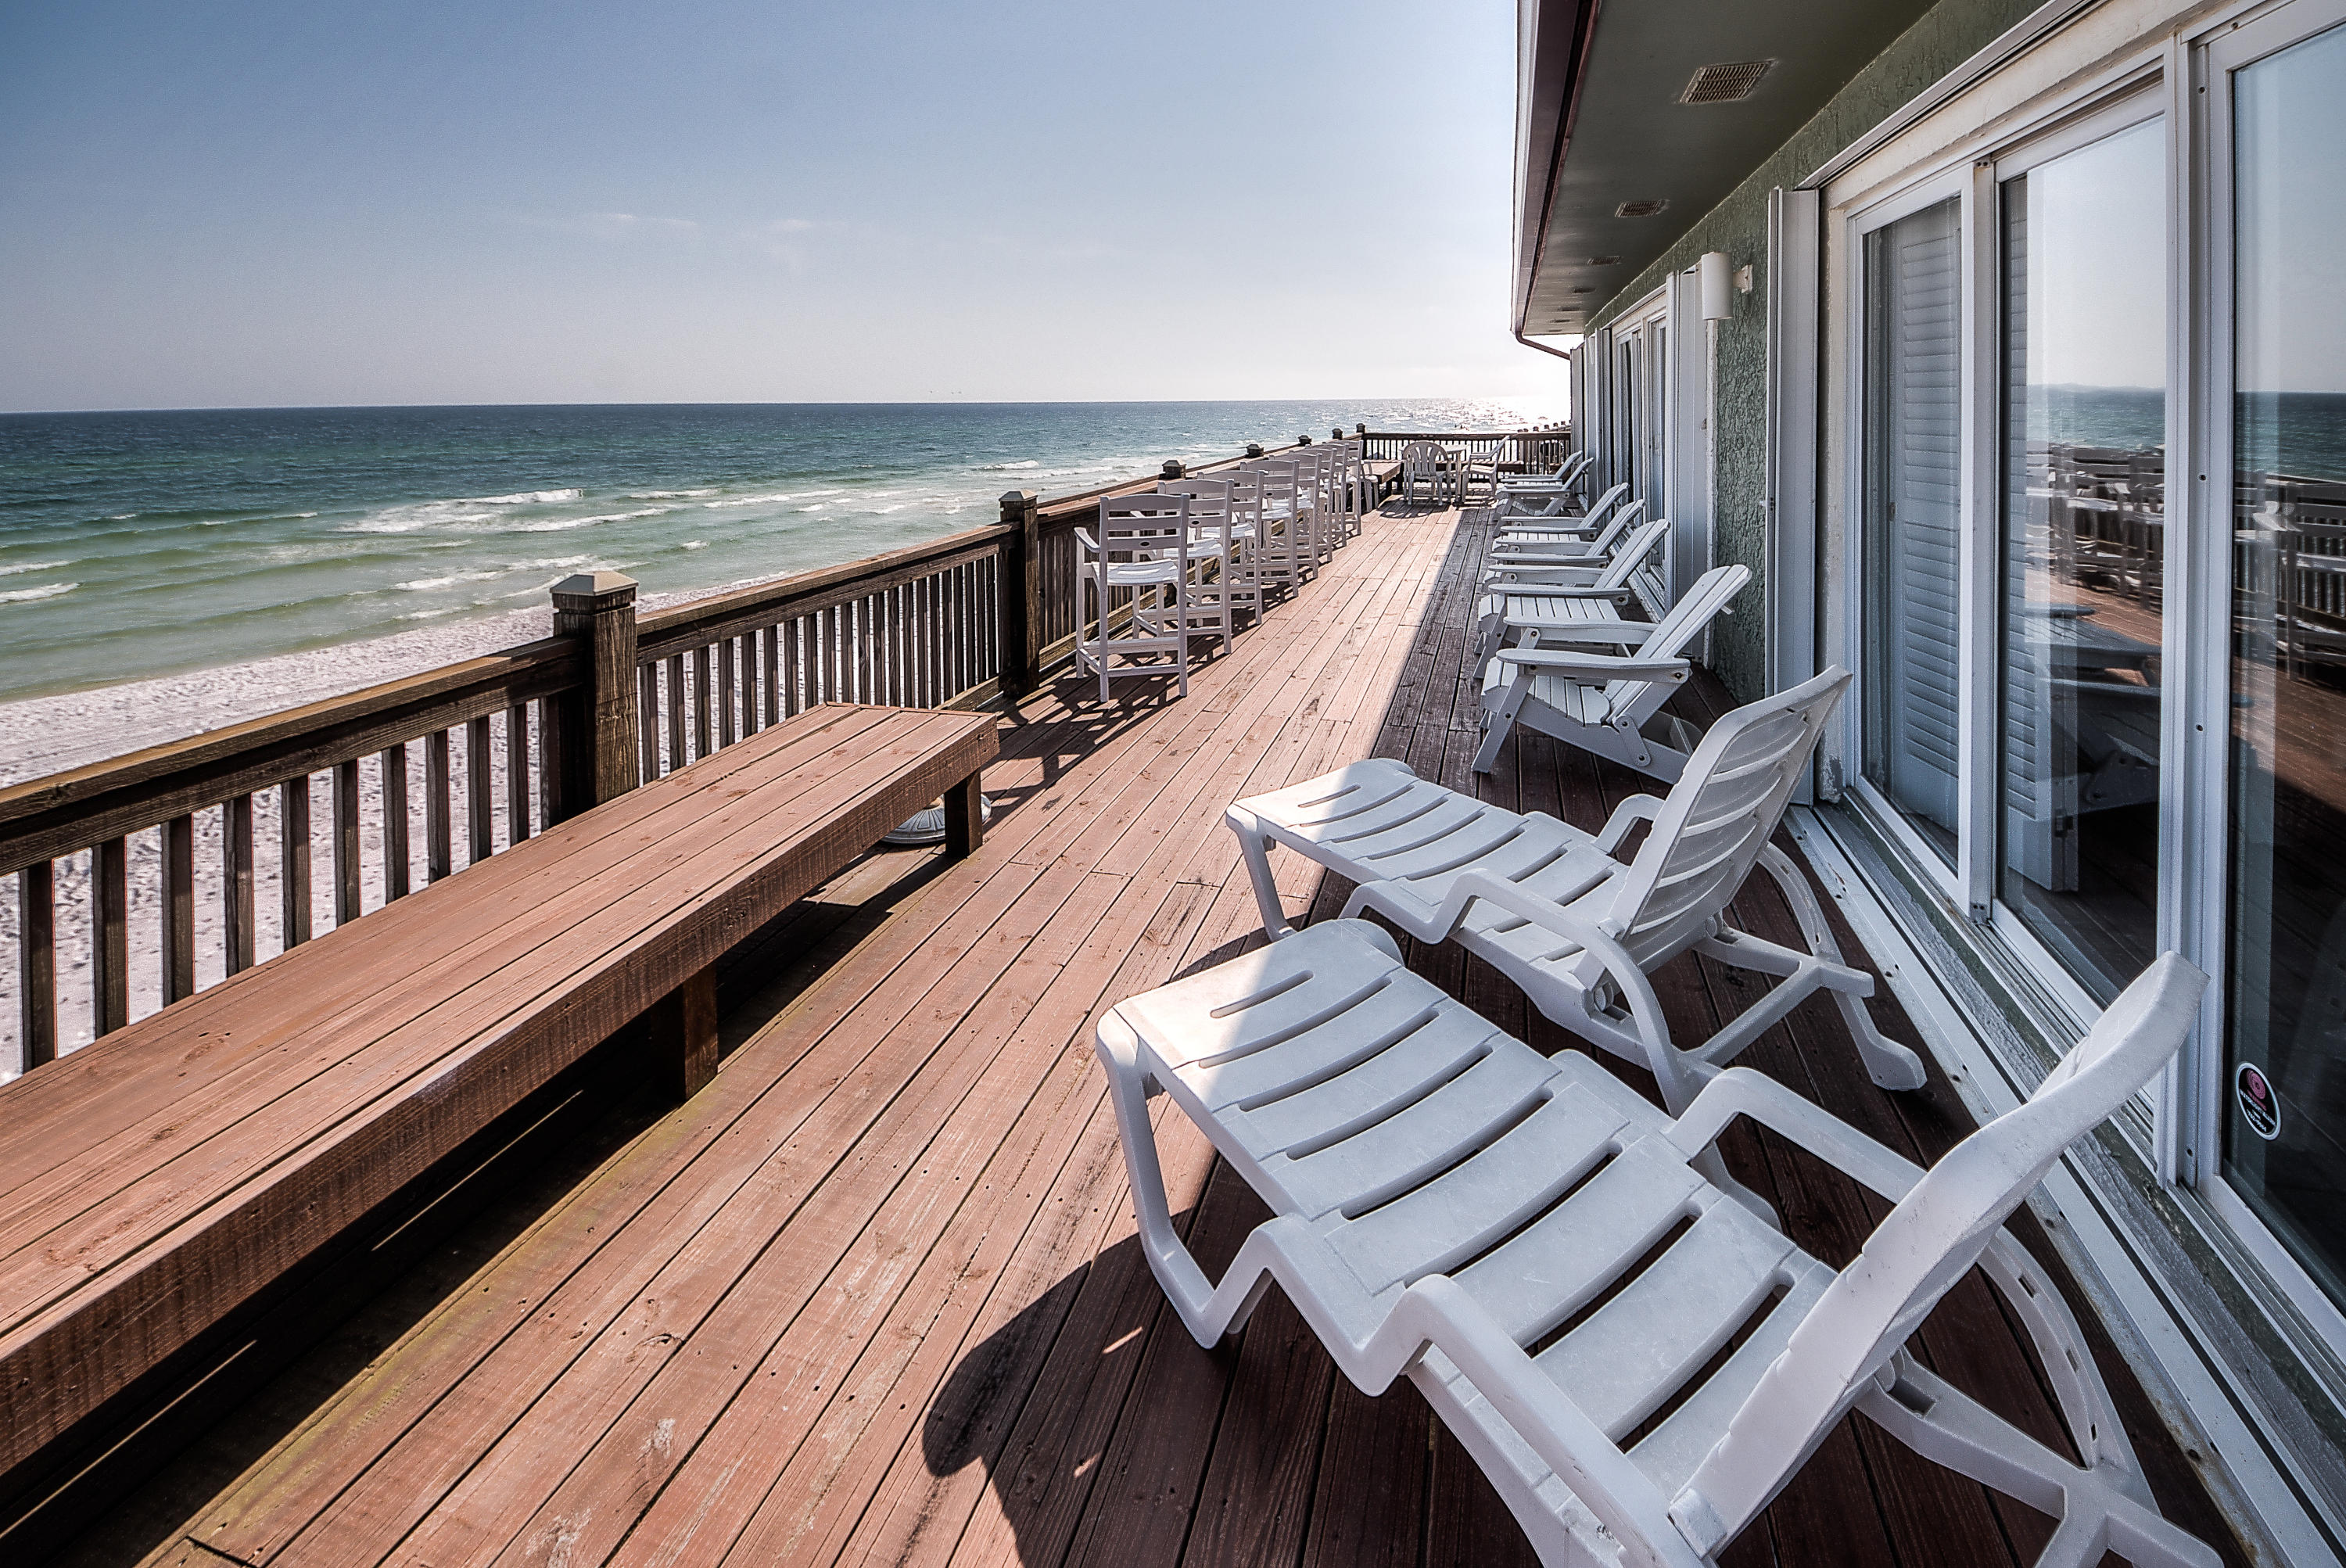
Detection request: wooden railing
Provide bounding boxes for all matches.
[1354,425,1572,468]
[1,640,585,1070]
[0,436,1416,1072]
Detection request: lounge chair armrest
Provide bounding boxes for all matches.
[1665,1067,1925,1201]
[1494,620,1645,646]
[1592,794,1666,853]
[1490,648,1688,681]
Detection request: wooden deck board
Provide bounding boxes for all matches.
[80,503,2247,1568]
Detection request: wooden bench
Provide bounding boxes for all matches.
[0,703,995,1477]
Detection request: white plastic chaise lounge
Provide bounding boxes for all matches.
[1225,666,1924,1111]
[1093,918,2216,1567]
[1472,562,1749,779]
[1497,450,1594,515]
[1490,501,1648,573]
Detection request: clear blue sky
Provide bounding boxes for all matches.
[0,0,1561,412]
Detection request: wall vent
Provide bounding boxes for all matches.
[1585,255,1621,267]
[1615,199,1669,218]
[1680,59,1774,105]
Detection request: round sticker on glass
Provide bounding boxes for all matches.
[2235,1062,2281,1142]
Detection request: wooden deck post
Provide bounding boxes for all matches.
[645,963,721,1100]
[999,490,1041,694]
[551,572,642,816]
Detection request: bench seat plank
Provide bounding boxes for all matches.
[0,703,995,1475]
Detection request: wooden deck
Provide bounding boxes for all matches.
[71,505,2243,1568]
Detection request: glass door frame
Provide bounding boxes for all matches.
[2184,0,2346,1348]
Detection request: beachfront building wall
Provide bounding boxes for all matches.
[1549,1,2346,1563]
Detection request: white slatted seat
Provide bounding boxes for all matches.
[1076,493,1193,701]
[1226,666,1924,1109]
[1473,564,1749,778]
[1095,917,2216,1568]
[1497,450,1592,513]
[1492,490,1642,564]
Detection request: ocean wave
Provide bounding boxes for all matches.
[626,488,720,499]
[476,489,583,505]
[700,490,834,509]
[680,540,708,550]
[393,571,502,592]
[510,506,675,533]
[342,488,585,534]
[0,583,77,605]
[978,460,1040,471]
[0,560,70,577]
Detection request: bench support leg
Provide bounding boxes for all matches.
[944,771,985,859]
[647,963,721,1100]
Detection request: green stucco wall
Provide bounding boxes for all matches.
[1580,0,2043,701]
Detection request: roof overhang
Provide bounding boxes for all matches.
[1513,0,1938,338]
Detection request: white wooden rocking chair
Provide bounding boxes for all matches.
[1473,562,1749,779]
[1226,666,1925,1110]
[1095,920,2215,1567]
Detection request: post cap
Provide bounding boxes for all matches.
[1244,442,1264,457]
[550,570,637,608]
[1160,459,1186,479]
[999,488,1038,509]
[1297,434,1313,445]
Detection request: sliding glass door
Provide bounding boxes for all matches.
[2222,13,2346,1308]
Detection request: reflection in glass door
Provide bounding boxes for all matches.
[1863,198,1964,862]
[1996,117,2167,1003]
[2227,19,2346,1307]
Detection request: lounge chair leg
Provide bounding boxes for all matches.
[1754,845,1926,1092]
[1225,806,1299,939]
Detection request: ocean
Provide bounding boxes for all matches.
[0,399,1548,716]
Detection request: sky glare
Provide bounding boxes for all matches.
[0,0,1561,413]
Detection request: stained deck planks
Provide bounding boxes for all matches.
[77,504,2244,1568]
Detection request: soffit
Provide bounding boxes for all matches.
[1517,0,1937,335]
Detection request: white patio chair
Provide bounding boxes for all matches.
[1498,449,1591,508]
[1457,443,1505,508]
[1332,440,1371,537]
[1400,440,1448,508]
[1248,458,1314,594]
[1474,515,1670,670]
[1076,493,1193,702]
[1472,562,1749,778]
[1157,477,1240,654]
[1095,917,2215,1568]
[1225,665,1925,1107]
[1491,486,1634,559]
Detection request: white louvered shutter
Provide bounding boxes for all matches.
[1882,199,1962,834]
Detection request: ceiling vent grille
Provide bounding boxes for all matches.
[1680,59,1774,104]
[1586,255,1621,267]
[1615,199,1669,218]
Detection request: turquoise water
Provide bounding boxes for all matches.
[0,399,1544,702]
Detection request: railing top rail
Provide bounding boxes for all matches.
[0,637,581,879]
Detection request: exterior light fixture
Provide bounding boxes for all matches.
[1699,250,1733,321]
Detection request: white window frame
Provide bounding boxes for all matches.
[2185,0,2346,1354]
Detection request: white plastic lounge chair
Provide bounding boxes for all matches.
[1075,493,1193,702]
[1473,563,1749,778]
[1498,482,1627,543]
[1095,919,2215,1568]
[1489,497,1648,574]
[1225,666,1925,1107]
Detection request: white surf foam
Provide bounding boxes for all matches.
[0,560,70,577]
[0,583,77,605]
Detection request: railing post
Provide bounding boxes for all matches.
[999,490,1042,694]
[551,571,641,815]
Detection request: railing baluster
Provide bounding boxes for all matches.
[718,637,737,748]
[536,695,565,823]
[18,860,56,1071]
[636,665,660,782]
[783,617,802,716]
[163,813,196,1003]
[505,705,532,843]
[224,793,256,975]
[665,655,686,770]
[467,716,493,863]
[762,625,780,727]
[382,744,411,900]
[691,644,712,760]
[335,759,362,921]
[282,775,312,948]
[93,838,128,1037]
[426,729,453,883]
